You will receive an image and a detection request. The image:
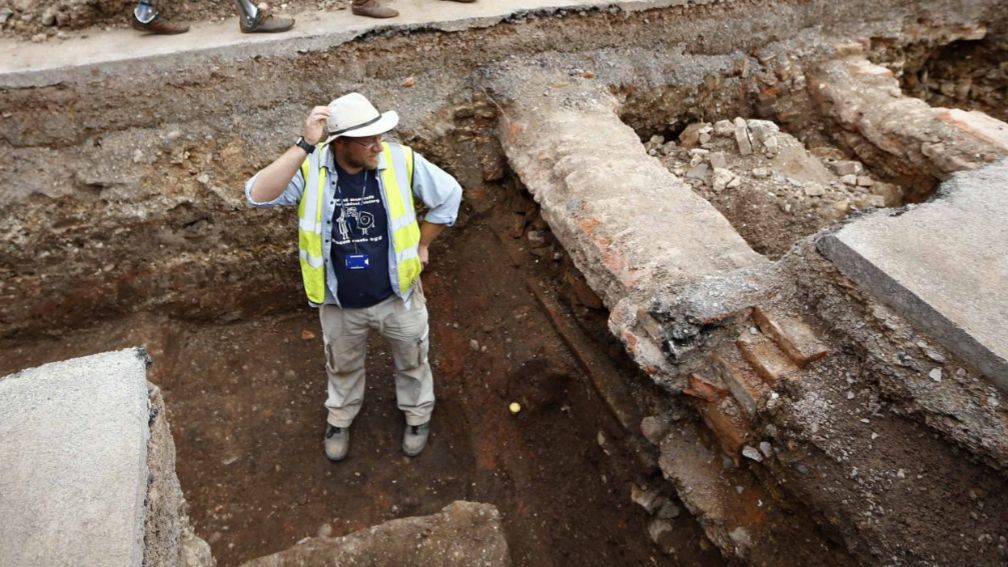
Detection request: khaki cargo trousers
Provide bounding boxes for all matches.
[318,283,434,428]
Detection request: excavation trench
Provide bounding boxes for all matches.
[4,1,1008,565]
[0,154,721,567]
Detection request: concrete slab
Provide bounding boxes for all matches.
[818,160,1008,390]
[0,348,152,567]
[0,0,701,88]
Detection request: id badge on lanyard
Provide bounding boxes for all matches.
[346,254,370,270]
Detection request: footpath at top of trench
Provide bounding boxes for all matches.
[0,0,703,89]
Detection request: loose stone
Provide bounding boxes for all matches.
[686,163,710,179]
[804,183,825,197]
[734,117,753,156]
[713,119,734,137]
[742,445,763,462]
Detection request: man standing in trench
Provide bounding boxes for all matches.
[245,93,462,461]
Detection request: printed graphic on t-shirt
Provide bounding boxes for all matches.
[333,194,383,246]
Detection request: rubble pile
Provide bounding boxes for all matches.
[646,117,904,259]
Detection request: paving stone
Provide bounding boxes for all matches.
[0,349,151,567]
[751,307,829,367]
[818,161,1008,390]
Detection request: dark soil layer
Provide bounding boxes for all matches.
[0,211,724,567]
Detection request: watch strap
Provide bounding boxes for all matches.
[295,136,315,154]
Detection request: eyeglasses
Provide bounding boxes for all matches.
[347,136,383,150]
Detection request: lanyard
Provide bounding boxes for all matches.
[335,170,369,254]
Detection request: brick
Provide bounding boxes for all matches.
[696,396,750,456]
[566,271,604,309]
[735,330,797,386]
[752,307,829,367]
[833,42,865,57]
[682,372,728,402]
[709,351,766,416]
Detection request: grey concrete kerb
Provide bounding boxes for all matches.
[0,348,153,567]
[0,0,725,89]
[819,160,1008,390]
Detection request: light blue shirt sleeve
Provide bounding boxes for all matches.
[245,168,306,208]
[411,152,463,226]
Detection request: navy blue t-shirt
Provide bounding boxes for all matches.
[330,160,394,308]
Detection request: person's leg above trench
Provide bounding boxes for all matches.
[319,304,372,428]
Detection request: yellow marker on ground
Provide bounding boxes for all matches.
[509,402,521,415]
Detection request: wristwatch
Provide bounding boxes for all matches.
[295,136,315,154]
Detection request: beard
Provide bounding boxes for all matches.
[344,151,379,171]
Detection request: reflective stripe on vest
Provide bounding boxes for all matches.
[378,142,421,296]
[297,142,420,304]
[298,143,328,303]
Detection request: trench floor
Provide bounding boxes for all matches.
[0,219,723,567]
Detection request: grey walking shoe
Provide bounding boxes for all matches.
[351,0,398,18]
[325,425,350,462]
[402,422,430,457]
[240,10,295,33]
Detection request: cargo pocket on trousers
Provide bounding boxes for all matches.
[325,342,338,375]
[325,341,361,376]
[416,335,429,368]
[397,334,429,370]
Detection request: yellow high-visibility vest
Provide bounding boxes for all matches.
[297,142,420,304]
